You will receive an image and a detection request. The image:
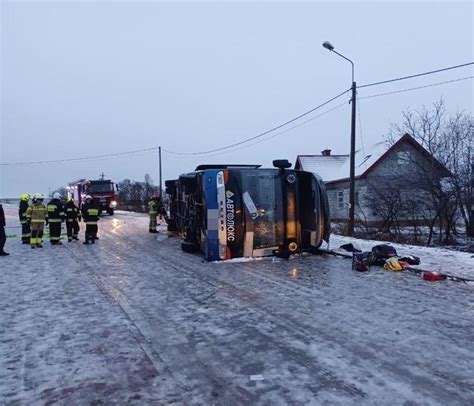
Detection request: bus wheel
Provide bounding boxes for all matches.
[107,208,114,215]
[181,241,198,253]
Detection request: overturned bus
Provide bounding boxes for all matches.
[165,160,330,261]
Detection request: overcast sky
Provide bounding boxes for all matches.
[1,0,473,197]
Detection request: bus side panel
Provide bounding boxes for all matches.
[202,170,220,261]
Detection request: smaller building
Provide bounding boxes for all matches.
[295,133,451,223]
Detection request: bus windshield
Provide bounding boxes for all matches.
[239,170,284,249]
[88,183,114,193]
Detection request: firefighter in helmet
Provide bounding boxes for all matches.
[148,194,165,233]
[65,195,81,242]
[47,192,66,245]
[19,193,31,244]
[26,193,48,248]
[81,195,99,244]
[148,195,158,233]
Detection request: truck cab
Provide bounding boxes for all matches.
[68,179,118,215]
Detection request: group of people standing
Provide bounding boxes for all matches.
[18,193,100,249]
[0,193,168,257]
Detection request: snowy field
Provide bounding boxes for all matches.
[1,206,473,405]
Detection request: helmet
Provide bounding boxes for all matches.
[383,257,403,272]
[34,192,44,200]
[20,193,30,201]
[85,195,92,200]
[53,192,61,199]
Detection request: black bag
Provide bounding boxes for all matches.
[368,244,398,266]
[399,255,421,266]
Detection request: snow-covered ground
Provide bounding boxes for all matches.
[1,207,473,405]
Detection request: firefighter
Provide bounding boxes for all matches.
[148,195,159,233]
[47,192,66,245]
[148,194,166,233]
[81,195,99,244]
[26,193,48,249]
[65,196,81,242]
[19,193,31,244]
[0,203,9,256]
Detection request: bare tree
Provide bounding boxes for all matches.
[388,98,472,243]
[116,176,160,212]
[364,176,405,237]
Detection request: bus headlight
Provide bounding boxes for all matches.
[110,200,117,208]
[288,242,298,252]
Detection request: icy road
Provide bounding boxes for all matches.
[1,207,474,405]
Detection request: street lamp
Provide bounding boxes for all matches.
[322,41,357,236]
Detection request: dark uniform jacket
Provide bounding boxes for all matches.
[47,199,65,223]
[81,201,100,224]
[0,204,5,228]
[19,201,29,224]
[0,204,6,250]
[65,200,81,222]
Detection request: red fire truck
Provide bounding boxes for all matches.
[68,178,118,215]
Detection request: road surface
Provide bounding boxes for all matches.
[1,207,473,405]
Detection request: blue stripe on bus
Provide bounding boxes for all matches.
[203,170,220,261]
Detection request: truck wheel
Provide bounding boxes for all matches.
[107,208,114,215]
[181,241,198,253]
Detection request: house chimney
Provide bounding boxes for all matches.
[321,149,331,156]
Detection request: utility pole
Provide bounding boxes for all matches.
[348,81,357,236]
[322,41,357,236]
[159,146,162,197]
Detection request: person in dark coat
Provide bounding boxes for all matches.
[0,203,9,256]
[81,195,99,244]
[65,197,81,242]
[47,192,66,245]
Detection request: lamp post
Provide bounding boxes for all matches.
[322,41,356,236]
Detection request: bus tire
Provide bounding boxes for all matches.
[107,208,114,215]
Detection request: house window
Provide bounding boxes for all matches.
[338,191,344,209]
[397,150,411,165]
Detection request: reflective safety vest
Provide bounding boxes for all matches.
[26,203,48,223]
[81,202,100,225]
[19,200,30,224]
[47,199,66,223]
[148,200,158,215]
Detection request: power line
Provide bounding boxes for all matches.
[1,88,350,166]
[358,62,474,89]
[358,75,474,100]
[168,100,349,159]
[2,64,472,167]
[162,88,350,156]
[0,146,160,166]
